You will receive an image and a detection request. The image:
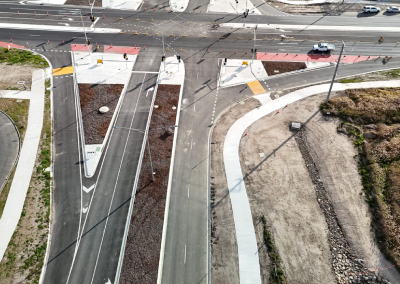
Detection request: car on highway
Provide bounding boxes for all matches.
[362,6,381,13]
[313,42,335,52]
[387,6,400,13]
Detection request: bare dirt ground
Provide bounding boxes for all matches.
[239,91,400,283]
[267,0,389,15]
[210,97,261,284]
[0,63,37,90]
[78,84,123,144]
[262,61,306,76]
[120,84,180,284]
[239,99,335,284]
[305,99,400,284]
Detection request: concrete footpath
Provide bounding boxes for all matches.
[0,69,46,260]
[223,79,400,283]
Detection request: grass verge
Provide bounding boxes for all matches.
[321,87,400,274]
[0,48,49,68]
[0,79,52,284]
[339,78,364,84]
[261,216,286,284]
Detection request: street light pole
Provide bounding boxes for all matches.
[326,41,346,103]
[78,11,91,54]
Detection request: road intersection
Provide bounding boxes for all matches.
[0,0,400,283]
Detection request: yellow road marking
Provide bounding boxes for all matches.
[53,66,73,76]
[247,81,266,95]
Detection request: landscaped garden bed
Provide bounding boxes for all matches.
[262,61,306,76]
[120,84,180,284]
[78,84,123,144]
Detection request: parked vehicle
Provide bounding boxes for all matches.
[387,6,400,13]
[363,6,380,13]
[313,43,335,52]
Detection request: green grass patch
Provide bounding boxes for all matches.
[0,48,48,68]
[385,69,400,79]
[339,77,364,84]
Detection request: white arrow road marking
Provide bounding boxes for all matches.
[83,184,95,193]
[82,207,88,213]
[105,279,112,284]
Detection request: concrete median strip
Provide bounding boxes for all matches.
[224,79,400,284]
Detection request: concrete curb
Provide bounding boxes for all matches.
[157,58,186,284]
[0,110,21,195]
[37,53,54,284]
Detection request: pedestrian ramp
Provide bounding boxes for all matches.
[247,80,266,95]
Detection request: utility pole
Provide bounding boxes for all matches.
[326,41,345,103]
[79,11,91,54]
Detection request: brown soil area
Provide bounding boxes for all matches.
[267,0,389,15]
[0,63,38,91]
[322,88,400,282]
[120,84,180,284]
[240,97,336,283]
[262,61,306,76]
[210,98,261,284]
[78,84,123,144]
[64,0,102,6]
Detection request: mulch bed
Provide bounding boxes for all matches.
[262,61,306,76]
[120,84,180,284]
[65,0,102,6]
[78,84,123,144]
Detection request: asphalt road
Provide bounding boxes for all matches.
[0,111,19,192]
[1,2,400,284]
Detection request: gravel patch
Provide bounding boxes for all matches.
[120,84,180,284]
[78,84,123,145]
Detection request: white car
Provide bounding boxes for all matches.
[387,6,400,13]
[363,6,381,13]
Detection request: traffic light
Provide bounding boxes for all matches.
[224,58,227,65]
[123,53,127,59]
[87,40,91,45]
[162,56,165,61]
[177,55,181,62]
[90,14,96,22]
[251,48,253,53]
[254,49,257,53]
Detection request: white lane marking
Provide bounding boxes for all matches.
[90,75,147,284]
[194,103,195,112]
[190,138,193,149]
[82,207,88,213]
[7,219,10,225]
[105,279,112,284]
[197,72,199,80]
[188,185,190,198]
[83,184,95,193]
[184,245,187,264]
[29,35,40,36]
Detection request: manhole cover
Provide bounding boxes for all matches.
[99,106,109,113]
